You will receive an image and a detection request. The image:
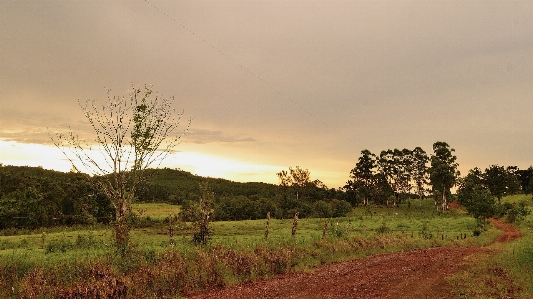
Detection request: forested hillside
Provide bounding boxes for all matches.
[0,165,113,229]
[138,168,280,204]
[0,165,349,228]
[135,167,349,220]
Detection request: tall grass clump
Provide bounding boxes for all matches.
[506,236,533,293]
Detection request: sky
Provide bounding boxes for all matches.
[1,1,532,188]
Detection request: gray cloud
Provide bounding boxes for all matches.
[1,1,533,186]
[185,129,258,145]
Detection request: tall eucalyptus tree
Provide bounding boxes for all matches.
[429,142,460,211]
[378,148,413,207]
[411,147,429,202]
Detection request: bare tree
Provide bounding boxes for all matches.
[51,85,190,253]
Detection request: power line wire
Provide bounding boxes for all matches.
[142,0,326,126]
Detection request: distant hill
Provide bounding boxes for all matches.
[0,165,113,229]
[139,168,279,203]
[0,165,280,203]
[0,165,348,227]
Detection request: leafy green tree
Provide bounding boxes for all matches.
[516,166,533,194]
[429,142,460,211]
[345,150,380,206]
[458,185,496,222]
[457,169,483,207]
[331,199,352,217]
[276,166,311,200]
[529,177,533,200]
[483,165,521,203]
[52,85,189,253]
[378,148,413,207]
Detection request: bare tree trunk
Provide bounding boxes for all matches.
[114,208,130,254]
[169,212,174,247]
[442,186,447,211]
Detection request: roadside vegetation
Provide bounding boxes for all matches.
[449,194,533,298]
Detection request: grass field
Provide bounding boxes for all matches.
[1,196,531,298]
[132,202,181,220]
[0,199,483,256]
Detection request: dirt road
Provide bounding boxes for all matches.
[189,218,520,299]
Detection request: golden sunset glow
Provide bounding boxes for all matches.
[0,140,285,185]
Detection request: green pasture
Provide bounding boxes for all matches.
[132,202,181,220]
[0,198,492,266]
[1,195,529,268]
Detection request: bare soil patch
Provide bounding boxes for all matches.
[189,246,493,299]
[490,218,522,243]
[188,217,520,299]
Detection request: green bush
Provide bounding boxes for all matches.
[311,200,332,218]
[376,219,391,235]
[45,237,73,253]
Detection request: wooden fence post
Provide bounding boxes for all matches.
[265,212,271,239]
[291,212,299,237]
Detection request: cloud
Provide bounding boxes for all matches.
[185,128,258,144]
[0,107,93,145]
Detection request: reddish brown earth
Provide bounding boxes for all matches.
[188,217,520,299]
[490,218,522,243]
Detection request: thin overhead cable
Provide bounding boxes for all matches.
[143,0,325,126]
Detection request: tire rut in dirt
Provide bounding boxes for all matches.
[188,246,493,299]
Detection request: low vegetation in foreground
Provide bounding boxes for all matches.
[1,197,525,299]
[449,195,533,299]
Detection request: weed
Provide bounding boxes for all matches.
[45,237,73,254]
[376,218,391,235]
[419,222,433,239]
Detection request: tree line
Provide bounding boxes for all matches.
[2,142,532,230]
[178,166,351,221]
[0,165,113,229]
[344,142,457,210]
[344,141,533,212]
[457,165,532,224]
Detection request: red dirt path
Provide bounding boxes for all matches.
[490,218,522,243]
[188,218,520,299]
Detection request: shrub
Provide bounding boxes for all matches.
[376,219,391,235]
[45,237,73,254]
[311,200,332,218]
[419,222,433,239]
[331,199,352,217]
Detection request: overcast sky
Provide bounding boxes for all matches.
[1,1,532,188]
